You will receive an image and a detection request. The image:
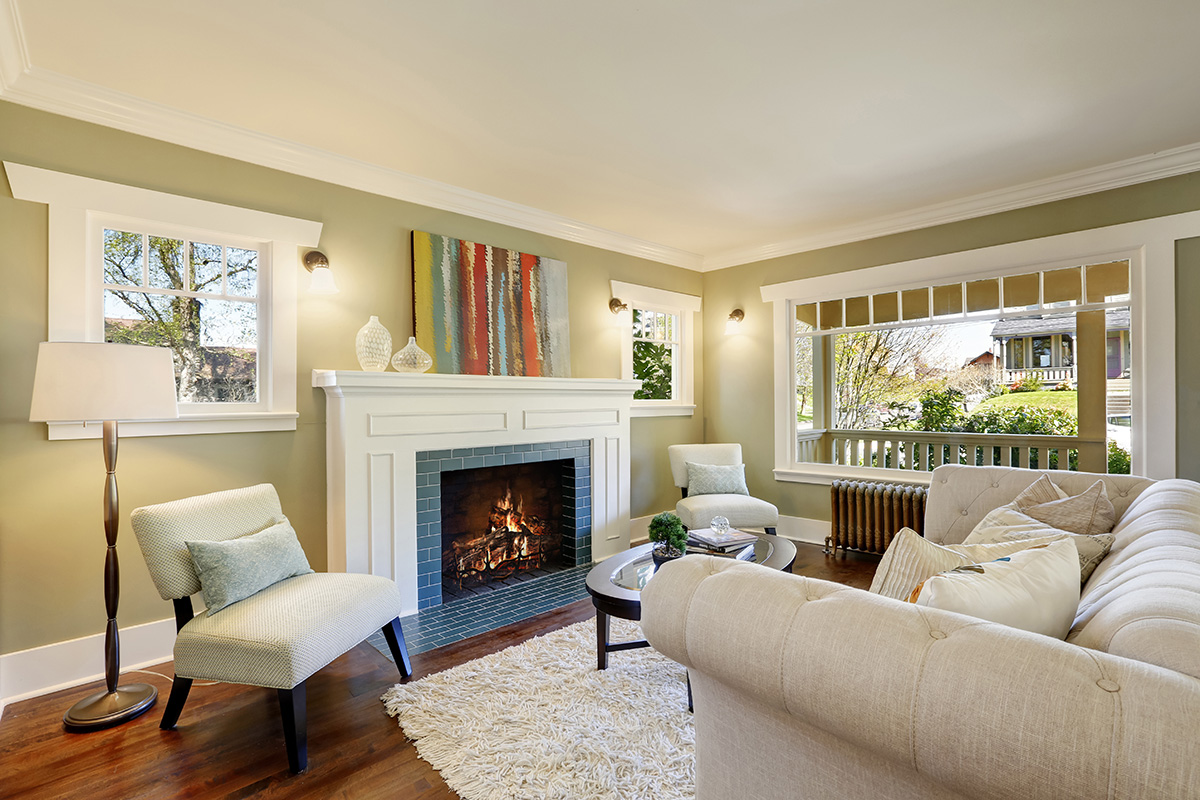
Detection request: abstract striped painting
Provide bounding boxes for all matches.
[413,231,571,377]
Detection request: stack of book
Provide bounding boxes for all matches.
[687,527,758,554]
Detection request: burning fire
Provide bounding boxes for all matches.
[491,486,525,534]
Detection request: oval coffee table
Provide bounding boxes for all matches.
[586,534,797,671]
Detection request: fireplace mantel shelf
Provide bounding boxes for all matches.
[313,368,638,615]
[313,369,641,396]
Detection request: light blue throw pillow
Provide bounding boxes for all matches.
[685,462,749,496]
[186,520,314,614]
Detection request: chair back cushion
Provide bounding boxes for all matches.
[131,484,287,600]
[668,443,743,488]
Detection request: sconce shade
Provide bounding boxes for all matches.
[308,266,339,294]
[29,342,179,422]
[304,250,339,294]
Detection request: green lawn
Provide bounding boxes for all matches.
[971,390,1078,415]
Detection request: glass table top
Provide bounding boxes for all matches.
[611,537,772,592]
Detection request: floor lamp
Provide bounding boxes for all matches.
[29,342,179,731]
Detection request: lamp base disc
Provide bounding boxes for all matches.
[63,683,157,732]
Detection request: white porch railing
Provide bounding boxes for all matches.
[797,428,1105,472]
[1002,367,1076,385]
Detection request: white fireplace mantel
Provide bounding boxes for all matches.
[313,370,640,614]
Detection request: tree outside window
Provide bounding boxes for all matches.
[631,308,678,400]
[102,228,260,403]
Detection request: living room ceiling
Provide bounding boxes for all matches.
[7,1,1200,270]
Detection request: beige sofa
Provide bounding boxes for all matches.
[642,465,1200,800]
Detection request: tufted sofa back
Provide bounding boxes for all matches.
[923,464,1155,546]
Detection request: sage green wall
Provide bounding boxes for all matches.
[0,100,701,656]
[702,173,1200,521]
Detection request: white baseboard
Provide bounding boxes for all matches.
[629,512,830,548]
[775,515,832,547]
[629,512,658,545]
[0,616,176,721]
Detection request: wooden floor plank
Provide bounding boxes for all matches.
[0,543,877,799]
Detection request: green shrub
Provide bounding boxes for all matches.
[648,512,688,555]
[1108,440,1132,474]
[1009,373,1042,393]
[915,387,966,432]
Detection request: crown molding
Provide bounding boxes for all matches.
[700,141,1200,272]
[4,0,1200,276]
[0,0,29,91]
[0,5,702,271]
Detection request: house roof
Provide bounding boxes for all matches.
[990,308,1130,339]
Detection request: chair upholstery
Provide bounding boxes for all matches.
[173,572,402,689]
[667,443,779,531]
[130,483,411,773]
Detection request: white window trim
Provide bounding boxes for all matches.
[761,209,1200,483]
[6,162,322,438]
[611,280,701,417]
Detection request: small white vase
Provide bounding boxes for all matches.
[392,336,433,373]
[355,316,392,371]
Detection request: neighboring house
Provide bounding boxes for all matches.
[990,308,1132,417]
[990,308,1131,385]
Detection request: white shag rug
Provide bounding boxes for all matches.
[382,618,695,800]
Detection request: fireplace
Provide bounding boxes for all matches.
[416,440,592,608]
[441,460,566,592]
[314,370,637,616]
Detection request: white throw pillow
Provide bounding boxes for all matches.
[869,527,1067,601]
[907,538,1081,639]
[964,506,1114,583]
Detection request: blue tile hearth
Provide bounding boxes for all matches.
[368,563,592,660]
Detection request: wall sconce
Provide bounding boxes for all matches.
[725,308,745,335]
[304,251,339,294]
[609,297,628,315]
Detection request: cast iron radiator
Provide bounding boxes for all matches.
[826,480,927,555]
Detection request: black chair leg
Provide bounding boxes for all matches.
[278,683,307,774]
[382,617,413,678]
[159,676,193,730]
[764,526,777,536]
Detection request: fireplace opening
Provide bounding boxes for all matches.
[441,459,570,599]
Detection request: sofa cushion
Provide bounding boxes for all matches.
[869,527,1067,601]
[964,508,1114,583]
[908,538,1081,638]
[1068,479,1200,679]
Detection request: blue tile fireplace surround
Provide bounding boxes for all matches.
[414,440,593,609]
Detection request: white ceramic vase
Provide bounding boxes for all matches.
[355,316,392,371]
[392,336,433,373]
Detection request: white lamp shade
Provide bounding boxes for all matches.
[308,266,339,294]
[29,342,180,422]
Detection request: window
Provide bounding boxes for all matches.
[784,260,1135,477]
[6,162,322,439]
[102,227,263,404]
[612,280,700,417]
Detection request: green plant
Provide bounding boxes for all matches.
[648,512,688,556]
[1108,440,1132,474]
[1009,373,1042,393]
[914,387,966,432]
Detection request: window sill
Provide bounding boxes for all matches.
[46,412,299,440]
[630,404,696,418]
[774,464,934,487]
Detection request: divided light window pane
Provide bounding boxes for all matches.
[819,300,842,330]
[901,288,928,321]
[102,227,261,404]
[1087,261,1130,303]
[873,292,899,324]
[1043,267,1081,306]
[1003,272,1039,310]
[844,296,870,327]
[966,279,999,314]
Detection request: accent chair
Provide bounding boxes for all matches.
[130,483,412,773]
[667,443,779,534]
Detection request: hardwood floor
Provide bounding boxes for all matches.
[0,542,878,799]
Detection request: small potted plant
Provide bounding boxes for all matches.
[648,511,688,568]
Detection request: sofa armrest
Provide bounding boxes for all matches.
[642,556,1200,800]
